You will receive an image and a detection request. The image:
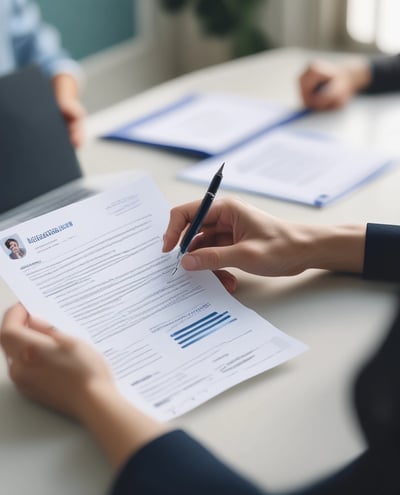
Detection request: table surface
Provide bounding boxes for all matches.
[1,47,400,495]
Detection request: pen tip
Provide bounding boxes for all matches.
[218,163,225,174]
[171,259,180,276]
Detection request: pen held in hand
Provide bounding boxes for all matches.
[312,80,329,94]
[172,162,225,275]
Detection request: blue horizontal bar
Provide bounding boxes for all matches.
[171,312,218,338]
[178,314,231,345]
[181,318,235,348]
[174,311,229,341]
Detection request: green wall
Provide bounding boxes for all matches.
[36,0,137,59]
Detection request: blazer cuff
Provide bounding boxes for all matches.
[363,223,400,281]
[363,55,400,93]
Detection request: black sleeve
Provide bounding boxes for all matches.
[354,305,400,448]
[363,54,400,93]
[110,430,265,495]
[363,223,400,281]
[109,431,400,495]
[290,447,400,495]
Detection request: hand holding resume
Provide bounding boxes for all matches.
[0,174,307,420]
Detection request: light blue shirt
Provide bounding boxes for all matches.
[0,0,81,80]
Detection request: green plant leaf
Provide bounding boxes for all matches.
[160,0,272,57]
[194,0,239,36]
[160,0,189,12]
[233,27,270,57]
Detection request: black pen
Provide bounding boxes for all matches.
[313,80,329,94]
[172,163,224,275]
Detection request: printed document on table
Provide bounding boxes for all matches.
[0,175,307,421]
[178,130,394,206]
[103,92,303,157]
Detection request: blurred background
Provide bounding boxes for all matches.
[42,0,399,113]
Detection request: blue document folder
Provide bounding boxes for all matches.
[102,92,307,157]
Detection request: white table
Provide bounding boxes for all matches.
[1,47,400,495]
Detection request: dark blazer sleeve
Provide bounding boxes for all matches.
[363,223,400,281]
[109,430,400,495]
[109,429,265,495]
[354,307,400,448]
[364,54,400,93]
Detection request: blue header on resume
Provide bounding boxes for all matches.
[26,221,74,244]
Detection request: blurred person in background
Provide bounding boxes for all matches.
[0,0,85,147]
[299,55,400,110]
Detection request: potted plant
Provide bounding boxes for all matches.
[160,0,271,58]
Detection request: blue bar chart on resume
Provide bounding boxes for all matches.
[171,311,237,348]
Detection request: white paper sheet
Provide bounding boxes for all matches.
[178,130,395,206]
[0,175,307,420]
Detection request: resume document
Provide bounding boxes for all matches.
[0,174,307,420]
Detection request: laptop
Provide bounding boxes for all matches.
[0,65,131,230]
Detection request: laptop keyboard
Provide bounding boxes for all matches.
[0,185,95,230]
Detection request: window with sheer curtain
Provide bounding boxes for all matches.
[347,0,400,53]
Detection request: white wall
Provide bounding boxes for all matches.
[262,0,343,50]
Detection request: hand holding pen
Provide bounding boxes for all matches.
[299,59,369,110]
[162,178,357,295]
[171,163,224,275]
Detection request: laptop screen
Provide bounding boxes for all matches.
[0,65,82,213]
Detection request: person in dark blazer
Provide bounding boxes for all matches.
[299,54,400,110]
[1,198,400,495]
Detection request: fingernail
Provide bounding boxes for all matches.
[182,254,199,270]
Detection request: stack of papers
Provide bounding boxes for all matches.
[178,129,392,207]
[103,92,395,207]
